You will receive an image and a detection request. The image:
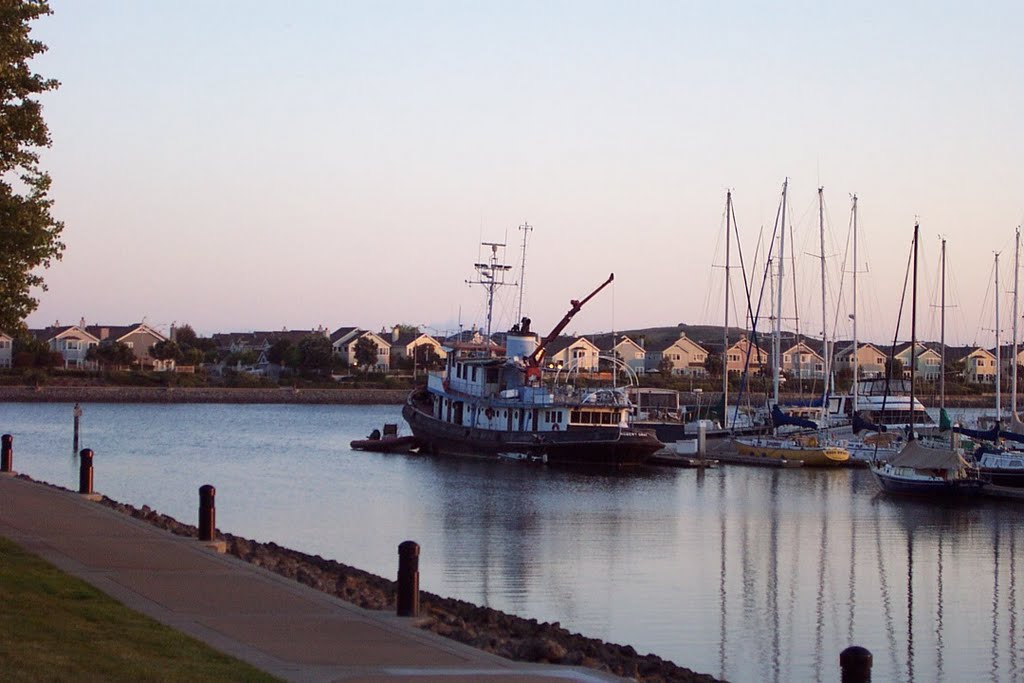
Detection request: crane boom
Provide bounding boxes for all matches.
[527,273,614,367]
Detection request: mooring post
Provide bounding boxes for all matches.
[698,422,707,456]
[1,434,12,473]
[78,448,94,494]
[397,540,420,617]
[840,645,872,683]
[198,485,216,542]
[73,403,82,454]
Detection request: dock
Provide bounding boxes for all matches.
[983,484,1024,501]
[649,452,719,468]
[712,452,804,468]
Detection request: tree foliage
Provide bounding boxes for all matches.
[0,2,64,333]
[86,341,134,369]
[297,334,333,373]
[354,336,379,369]
[149,340,182,361]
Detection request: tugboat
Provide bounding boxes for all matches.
[402,273,663,467]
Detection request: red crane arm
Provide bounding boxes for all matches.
[527,273,614,367]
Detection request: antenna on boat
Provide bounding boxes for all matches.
[467,241,512,343]
[516,222,533,323]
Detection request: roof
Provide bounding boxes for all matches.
[85,323,167,344]
[29,325,100,343]
[330,327,359,343]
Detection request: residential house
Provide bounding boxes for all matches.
[542,336,601,371]
[31,324,100,369]
[86,322,167,369]
[648,332,709,376]
[964,347,997,385]
[587,334,647,375]
[894,342,943,382]
[725,335,768,376]
[330,327,391,371]
[384,326,446,369]
[781,341,825,379]
[0,331,12,369]
[834,342,888,379]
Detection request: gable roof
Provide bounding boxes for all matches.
[29,325,100,344]
[85,322,167,344]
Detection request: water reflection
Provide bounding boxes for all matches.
[2,402,1021,682]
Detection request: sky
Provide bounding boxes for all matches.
[23,1,1024,348]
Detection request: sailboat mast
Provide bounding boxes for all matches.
[996,252,1001,420]
[940,238,946,414]
[910,222,919,439]
[818,187,829,423]
[516,222,533,323]
[852,195,859,412]
[773,179,788,404]
[723,191,732,425]
[1013,228,1019,418]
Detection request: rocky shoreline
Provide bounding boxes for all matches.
[42,482,719,682]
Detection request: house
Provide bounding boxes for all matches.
[330,327,390,371]
[0,331,12,369]
[30,324,100,369]
[648,332,709,376]
[86,322,167,369]
[585,334,647,375]
[725,335,768,376]
[384,326,446,369]
[781,341,825,379]
[833,342,888,379]
[964,347,997,385]
[894,342,943,382]
[542,336,601,372]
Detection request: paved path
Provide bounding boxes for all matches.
[0,473,621,682]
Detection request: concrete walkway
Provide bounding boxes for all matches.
[0,473,622,682]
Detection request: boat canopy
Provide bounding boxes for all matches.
[771,404,818,430]
[888,440,972,471]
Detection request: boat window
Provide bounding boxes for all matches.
[571,410,581,422]
[471,366,478,382]
[487,368,499,383]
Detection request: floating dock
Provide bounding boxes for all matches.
[982,484,1024,501]
[649,452,718,468]
[713,452,804,468]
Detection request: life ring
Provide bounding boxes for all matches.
[485,407,494,419]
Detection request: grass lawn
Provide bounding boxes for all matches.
[0,537,280,683]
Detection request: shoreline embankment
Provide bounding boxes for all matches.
[0,386,410,404]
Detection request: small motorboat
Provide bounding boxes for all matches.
[350,424,420,453]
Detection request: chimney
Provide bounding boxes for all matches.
[392,325,400,342]
[79,317,86,329]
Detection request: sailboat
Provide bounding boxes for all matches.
[870,223,986,497]
[733,182,850,466]
[969,227,1024,486]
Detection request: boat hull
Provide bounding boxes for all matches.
[350,436,420,453]
[871,467,987,497]
[977,467,1024,488]
[402,402,662,467]
[733,438,849,467]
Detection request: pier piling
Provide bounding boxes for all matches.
[73,403,82,454]
[78,449,94,494]
[198,485,216,542]
[397,540,420,617]
[840,645,872,682]
[1,434,12,473]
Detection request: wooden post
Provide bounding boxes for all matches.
[78,449,94,494]
[698,422,707,456]
[840,645,872,683]
[1,434,12,473]
[73,403,82,455]
[198,485,216,542]
[397,540,420,617]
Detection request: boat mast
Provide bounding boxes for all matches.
[1013,227,1020,419]
[852,195,859,413]
[940,238,946,415]
[516,222,533,323]
[910,222,919,440]
[773,179,788,404]
[996,252,1002,421]
[724,191,732,427]
[468,241,512,344]
[818,187,829,426]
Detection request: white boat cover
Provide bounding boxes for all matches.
[888,440,971,471]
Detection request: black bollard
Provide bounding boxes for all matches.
[1,434,12,473]
[840,645,873,683]
[198,485,216,542]
[78,449,94,494]
[397,540,420,617]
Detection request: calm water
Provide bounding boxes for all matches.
[1,402,1021,683]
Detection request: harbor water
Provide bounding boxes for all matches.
[1,401,1020,683]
